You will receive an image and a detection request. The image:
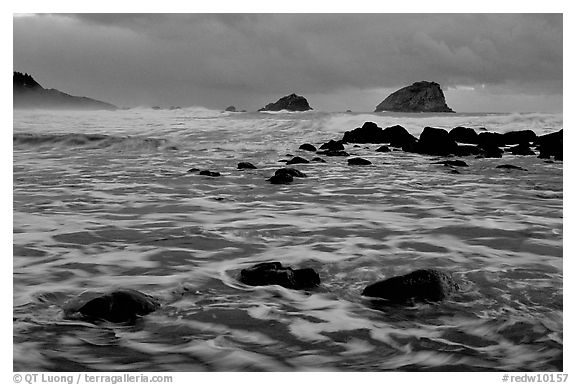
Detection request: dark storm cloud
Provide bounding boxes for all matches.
[14,13,562,110]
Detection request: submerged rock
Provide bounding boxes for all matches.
[319,139,346,151]
[376,145,391,153]
[348,157,372,166]
[316,150,349,157]
[275,168,307,178]
[63,289,160,323]
[268,173,293,184]
[374,81,454,113]
[199,170,221,177]
[239,262,320,290]
[496,164,527,171]
[362,269,459,304]
[311,157,327,163]
[432,160,468,167]
[237,162,257,169]
[286,156,310,165]
[259,93,312,112]
[299,143,317,152]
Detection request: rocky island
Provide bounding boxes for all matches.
[375,81,454,113]
[13,72,117,110]
[259,93,312,112]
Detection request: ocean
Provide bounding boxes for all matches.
[13,108,563,371]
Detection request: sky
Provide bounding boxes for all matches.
[13,13,563,113]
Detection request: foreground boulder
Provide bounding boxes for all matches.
[503,130,537,145]
[477,132,506,148]
[63,289,160,323]
[362,269,459,304]
[536,129,563,160]
[449,126,478,144]
[259,93,312,112]
[239,262,320,290]
[415,126,458,156]
[374,81,454,113]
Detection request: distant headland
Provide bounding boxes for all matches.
[13,72,117,111]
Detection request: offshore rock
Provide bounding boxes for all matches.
[362,269,459,304]
[259,93,312,112]
[63,289,160,323]
[239,262,320,290]
[374,81,454,113]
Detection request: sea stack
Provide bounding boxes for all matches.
[375,81,454,113]
[259,93,312,112]
[13,72,117,110]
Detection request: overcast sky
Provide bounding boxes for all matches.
[13,13,562,112]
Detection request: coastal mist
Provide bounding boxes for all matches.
[13,108,563,371]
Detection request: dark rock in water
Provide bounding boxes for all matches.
[259,93,312,112]
[348,157,372,166]
[362,269,459,304]
[239,262,320,290]
[376,145,391,153]
[374,81,454,113]
[536,129,563,160]
[275,168,307,178]
[199,170,221,177]
[479,145,504,158]
[342,122,417,147]
[432,160,468,167]
[508,143,535,156]
[478,132,506,148]
[311,157,327,163]
[63,289,160,323]
[225,106,237,112]
[454,145,481,157]
[299,143,317,152]
[317,150,349,157]
[268,173,293,184]
[320,139,346,151]
[415,126,458,156]
[503,130,537,145]
[187,168,200,173]
[449,126,479,144]
[496,164,527,171]
[237,162,257,169]
[449,169,461,174]
[286,156,309,165]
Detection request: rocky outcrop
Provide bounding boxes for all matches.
[13,72,117,110]
[375,81,454,113]
[259,93,312,112]
[362,269,459,304]
[63,289,160,323]
[239,262,320,290]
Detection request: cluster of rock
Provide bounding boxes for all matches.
[339,121,562,160]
